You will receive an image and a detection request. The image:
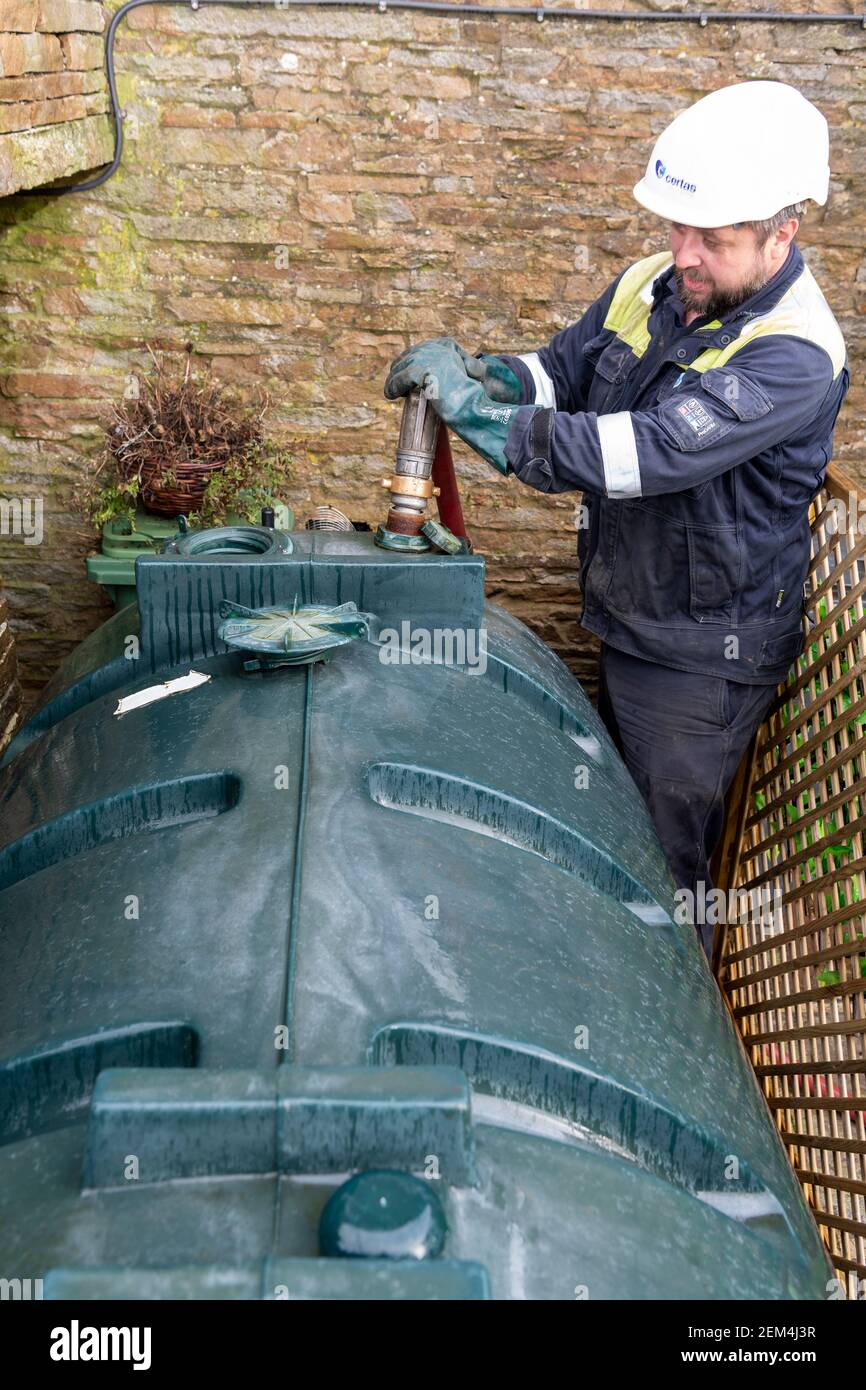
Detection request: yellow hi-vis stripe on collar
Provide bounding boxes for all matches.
[690,261,847,380]
[603,252,672,357]
[602,251,846,381]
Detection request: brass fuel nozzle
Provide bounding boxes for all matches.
[376,389,441,551]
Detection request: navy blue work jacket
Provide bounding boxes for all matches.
[499,242,850,684]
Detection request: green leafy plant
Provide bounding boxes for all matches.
[195,444,298,529]
[76,472,141,532]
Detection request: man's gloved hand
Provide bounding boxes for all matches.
[383,338,523,406]
[455,349,523,404]
[391,336,528,472]
[384,337,465,401]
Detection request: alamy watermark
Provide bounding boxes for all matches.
[825,489,866,538]
[0,496,42,545]
[50,1321,152,1370]
[827,1272,866,1300]
[1,1276,43,1299]
[377,622,487,674]
[674,882,784,933]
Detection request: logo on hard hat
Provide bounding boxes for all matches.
[654,158,697,195]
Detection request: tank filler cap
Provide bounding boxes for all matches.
[319,1170,447,1260]
[421,519,467,555]
[217,598,373,671]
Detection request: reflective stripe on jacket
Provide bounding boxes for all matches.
[498,241,850,684]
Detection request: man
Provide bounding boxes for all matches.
[383,81,850,963]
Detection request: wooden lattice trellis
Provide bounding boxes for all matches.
[714,462,866,1292]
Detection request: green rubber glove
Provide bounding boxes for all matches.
[384,339,523,407]
[384,337,466,401]
[456,349,523,404]
[384,338,533,475]
[422,344,528,475]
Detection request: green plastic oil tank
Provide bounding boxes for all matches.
[0,529,834,1300]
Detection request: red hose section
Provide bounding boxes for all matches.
[431,425,471,549]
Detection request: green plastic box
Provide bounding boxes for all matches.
[86,501,294,609]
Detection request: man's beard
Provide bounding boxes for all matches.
[674,259,769,321]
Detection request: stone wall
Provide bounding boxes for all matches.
[0,0,113,196]
[0,0,864,708]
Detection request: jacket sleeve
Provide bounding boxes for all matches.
[489,269,628,412]
[503,334,844,498]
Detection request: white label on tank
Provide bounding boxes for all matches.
[113,670,211,717]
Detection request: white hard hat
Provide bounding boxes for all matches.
[632,81,830,228]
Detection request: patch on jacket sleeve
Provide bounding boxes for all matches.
[658,392,737,451]
[673,396,717,439]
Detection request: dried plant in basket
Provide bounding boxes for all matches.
[103,344,267,518]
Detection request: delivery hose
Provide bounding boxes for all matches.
[431,427,471,550]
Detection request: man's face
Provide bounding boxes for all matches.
[669,222,792,321]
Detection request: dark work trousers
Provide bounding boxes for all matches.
[596,643,778,964]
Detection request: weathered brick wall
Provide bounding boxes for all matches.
[0,0,113,195]
[0,0,863,708]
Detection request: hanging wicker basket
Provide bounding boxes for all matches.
[137,451,239,518]
[106,346,266,519]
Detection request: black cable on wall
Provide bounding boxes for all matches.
[28,0,866,195]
